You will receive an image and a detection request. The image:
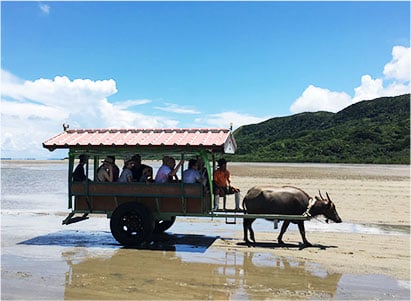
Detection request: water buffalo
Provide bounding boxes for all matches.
[243,186,342,247]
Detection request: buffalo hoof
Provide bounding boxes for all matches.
[244,238,256,247]
[300,241,313,249]
[244,240,253,247]
[278,239,285,245]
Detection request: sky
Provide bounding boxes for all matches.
[1,1,410,159]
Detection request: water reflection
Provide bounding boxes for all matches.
[59,235,342,300]
[63,249,343,300]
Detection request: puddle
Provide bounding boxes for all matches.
[61,248,409,300]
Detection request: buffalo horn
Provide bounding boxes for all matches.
[326,192,332,202]
[318,190,324,200]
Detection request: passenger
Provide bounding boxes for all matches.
[213,158,241,211]
[72,154,88,182]
[196,156,210,187]
[131,154,153,182]
[140,166,154,183]
[107,155,120,181]
[97,157,115,182]
[183,159,202,184]
[118,159,135,183]
[155,156,184,183]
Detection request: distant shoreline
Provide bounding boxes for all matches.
[1,158,410,167]
[1,159,68,164]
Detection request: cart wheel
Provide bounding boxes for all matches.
[110,202,154,246]
[153,216,176,233]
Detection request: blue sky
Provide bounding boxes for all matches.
[1,1,410,158]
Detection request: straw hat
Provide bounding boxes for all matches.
[102,157,114,164]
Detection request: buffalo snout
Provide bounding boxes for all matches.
[324,208,342,223]
[330,213,342,223]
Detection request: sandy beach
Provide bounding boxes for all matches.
[1,162,410,299]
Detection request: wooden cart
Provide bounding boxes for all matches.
[43,127,308,246]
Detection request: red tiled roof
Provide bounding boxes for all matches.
[43,128,237,154]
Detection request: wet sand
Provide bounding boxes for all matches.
[1,162,410,299]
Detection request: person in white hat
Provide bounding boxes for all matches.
[97,157,115,182]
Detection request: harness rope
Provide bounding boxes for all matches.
[303,197,328,223]
[303,197,316,217]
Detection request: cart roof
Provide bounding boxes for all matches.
[43,128,237,154]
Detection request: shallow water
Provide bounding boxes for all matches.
[1,161,410,300]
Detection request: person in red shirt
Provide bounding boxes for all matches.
[213,158,241,211]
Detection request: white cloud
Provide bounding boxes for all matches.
[290,45,411,114]
[290,85,352,113]
[383,45,411,82]
[1,100,68,120]
[101,99,179,128]
[0,100,67,158]
[351,74,410,103]
[114,99,151,110]
[1,69,117,107]
[154,103,200,114]
[0,70,180,158]
[39,3,50,15]
[195,111,268,130]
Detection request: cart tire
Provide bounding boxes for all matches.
[153,216,176,233]
[110,202,154,246]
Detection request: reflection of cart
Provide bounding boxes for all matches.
[43,127,308,246]
[63,248,341,300]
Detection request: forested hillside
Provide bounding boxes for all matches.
[232,94,410,164]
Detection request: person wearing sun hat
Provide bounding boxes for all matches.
[97,156,115,182]
[213,158,241,211]
[107,155,120,181]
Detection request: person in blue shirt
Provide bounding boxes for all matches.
[155,156,184,183]
[183,159,202,184]
[118,159,135,183]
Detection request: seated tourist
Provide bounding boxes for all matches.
[213,158,241,211]
[72,154,88,182]
[131,154,153,182]
[118,159,135,183]
[155,156,184,183]
[183,159,202,184]
[97,157,115,182]
[107,155,120,181]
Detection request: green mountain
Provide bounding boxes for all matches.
[231,94,410,164]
